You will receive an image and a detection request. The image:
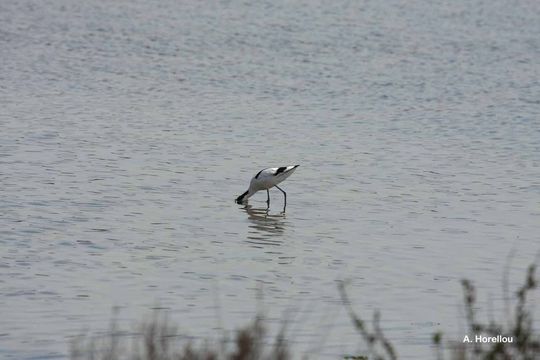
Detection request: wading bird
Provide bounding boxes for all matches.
[235,165,299,209]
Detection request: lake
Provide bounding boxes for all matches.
[1,0,539,358]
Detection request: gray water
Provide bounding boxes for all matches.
[1,0,540,358]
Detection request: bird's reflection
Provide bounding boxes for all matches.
[241,204,287,247]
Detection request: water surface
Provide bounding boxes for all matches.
[1,0,540,358]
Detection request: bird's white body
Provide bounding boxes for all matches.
[236,165,299,204]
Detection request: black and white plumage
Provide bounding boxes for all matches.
[235,165,299,207]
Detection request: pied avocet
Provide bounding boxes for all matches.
[235,165,299,208]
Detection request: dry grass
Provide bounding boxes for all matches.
[437,264,540,360]
[338,280,396,360]
[70,313,288,360]
[333,263,538,360]
[70,263,538,360]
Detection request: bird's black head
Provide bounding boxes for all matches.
[236,190,248,204]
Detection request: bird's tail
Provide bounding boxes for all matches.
[235,190,249,204]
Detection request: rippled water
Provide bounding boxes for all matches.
[1,0,539,358]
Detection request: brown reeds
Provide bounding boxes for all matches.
[70,263,538,360]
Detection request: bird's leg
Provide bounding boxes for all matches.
[266,189,270,207]
[275,185,286,211]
